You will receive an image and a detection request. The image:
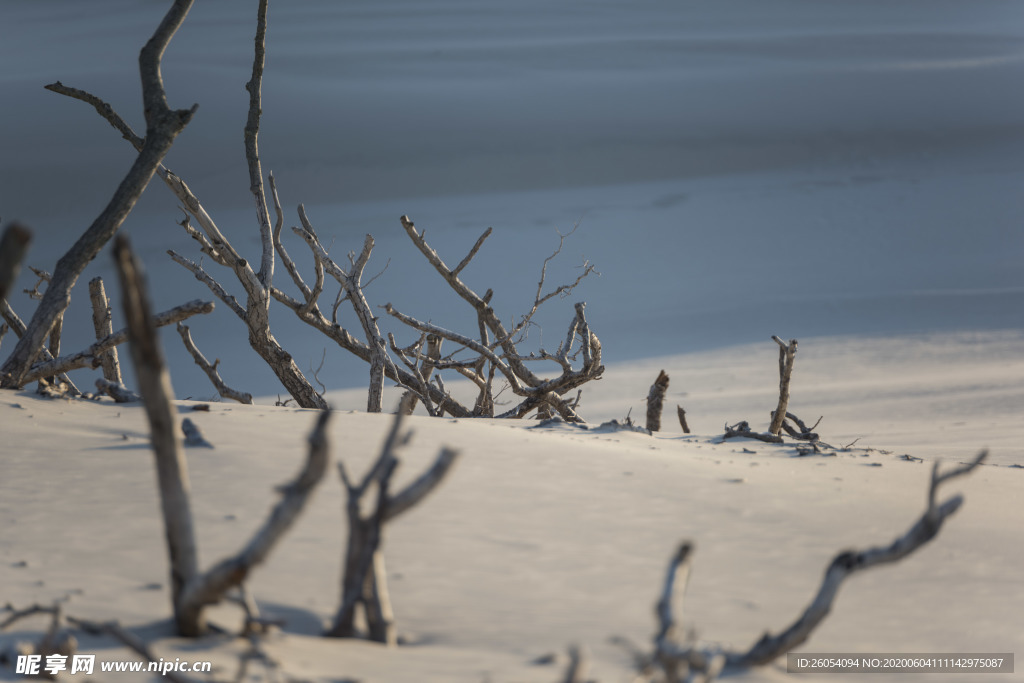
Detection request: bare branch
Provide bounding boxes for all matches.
[0,300,80,394]
[179,411,331,618]
[88,277,122,384]
[328,398,457,642]
[43,82,144,149]
[245,0,274,288]
[113,235,200,636]
[384,447,459,522]
[176,322,254,404]
[730,450,988,668]
[21,299,215,385]
[451,226,492,277]
[22,266,50,300]
[168,250,246,320]
[269,173,310,299]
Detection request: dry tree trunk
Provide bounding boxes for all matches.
[767,336,797,436]
[646,370,669,432]
[88,277,122,384]
[0,0,197,389]
[113,235,200,635]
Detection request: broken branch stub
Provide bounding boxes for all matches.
[646,370,669,432]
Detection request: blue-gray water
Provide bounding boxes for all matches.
[3,0,1023,401]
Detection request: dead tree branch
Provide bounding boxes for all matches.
[19,299,214,386]
[176,322,253,404]
[22,266,50,301]
[721,421,783,444]
[637,450,989,679]
[177,411,331,628]
[767,336,797,436]
[113,235,200,636]
[1,0,197,389]
[327,396,459,642]
[44,7,325,410]
[0,300,80,395]
[646,370,669,432]
[88,277,122,384]
[113,242,330,637]
[730,449,988,668]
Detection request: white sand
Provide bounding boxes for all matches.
[2,331,1021,682]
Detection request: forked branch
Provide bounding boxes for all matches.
[327,396,459,642]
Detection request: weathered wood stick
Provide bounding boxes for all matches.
[89,276,123,384]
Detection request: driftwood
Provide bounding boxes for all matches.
[113,235,200,635]
[633,450,988,681]
[88,277,122,384]
[646,370,669,432]
[94,378,141,403]
[176,322,253,404]
[0,0,197,390]
[327,395,459,643]
[722,421,783,444]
